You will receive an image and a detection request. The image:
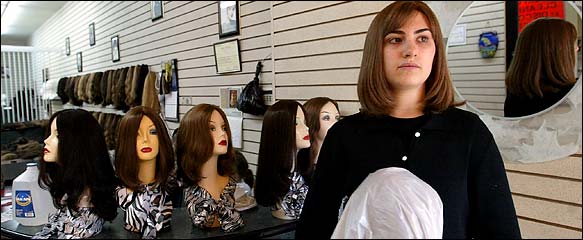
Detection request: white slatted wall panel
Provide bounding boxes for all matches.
[447,1,506,116]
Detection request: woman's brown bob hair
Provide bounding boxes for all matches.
[115,106,175,191]
[357,1,461,115]
[505,18,578,98]
[176,104,235,186]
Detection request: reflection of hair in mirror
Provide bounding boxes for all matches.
[176,104,235,186]
[115,106,175,192]
[255,100,307,207]
[504,18,578,118]
[38,109,117,221]
[297,97,339,185]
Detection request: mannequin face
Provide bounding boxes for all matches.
[210,110,228,156]
[295,106,310,150]
[317,102,340,142]
[43,118,58,163]
[136,116,159,161]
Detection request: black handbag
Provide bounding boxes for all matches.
[237,61,267,115]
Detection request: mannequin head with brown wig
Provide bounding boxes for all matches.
[38,108,117,221]
[176,104,235,186]
[115,106,175,191]
[254,100,310,212]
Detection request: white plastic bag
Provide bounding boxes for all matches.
[332,167,443,239]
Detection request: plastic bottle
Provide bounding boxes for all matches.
[12,162,57,226]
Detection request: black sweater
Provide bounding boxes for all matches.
[295,107,521,239]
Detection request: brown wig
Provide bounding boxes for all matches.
[506,18,578,98]
[255,100,306,207]
[357,1,461,115]
[38,109,117,221]
[298,97,339,181]
[176,104,235,186]
[115,106,175,192]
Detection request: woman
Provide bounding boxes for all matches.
[296,2,521,238]
[504,18,579,118]
[297,97,340,185]
[254,100,310,220]
[36,109,117,239]
[176,104,243,232]
[115,106,176,238]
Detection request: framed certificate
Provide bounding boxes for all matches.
[213,39,242,74]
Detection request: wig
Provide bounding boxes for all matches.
[38,108,117,221]
[298,97,339,182]
[115,106,175,192]
[176,104,235,186]
[255,100,306,206]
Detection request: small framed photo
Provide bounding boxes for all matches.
[151,1,163,21]
[218,1,240,38]
[76,52,83,72]
[89,23,95,46]
[111,35,120,62]
[213,39,242,74]
[65,37,70,56]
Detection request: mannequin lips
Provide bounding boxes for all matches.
[219,140,227,146]
[43,148,50,153]
[303,135,310,140]
[141,147,152,153]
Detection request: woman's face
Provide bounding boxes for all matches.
[296,106,310,150]
[136,116,160,161]
[43,118,58,163]
[383,11,435,92]
[317,102,340,142]
[210,110,228,156]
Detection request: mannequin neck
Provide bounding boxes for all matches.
[138,158,156,185]
[201,155,220,180]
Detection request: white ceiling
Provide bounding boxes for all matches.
[1,1,67,45]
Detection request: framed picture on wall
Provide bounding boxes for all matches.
[151,1,163,21]
[218,1,239,38]
[159,59,179,122]
[111,35,120,62]
[89,23,95,46]
[213,39,242,73]
[65,37,70,56]
[76,52,82,72]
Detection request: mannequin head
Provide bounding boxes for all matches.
[38,109,117,221]
[176,104,235,186]
[255,100,308,207]
[303,97,339,146]
[295,106,310,149]
[115,106,175,191]
[43,118,59,163]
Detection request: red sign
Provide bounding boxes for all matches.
[518,1,564,32]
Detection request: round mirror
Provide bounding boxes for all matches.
[446,1,582,119]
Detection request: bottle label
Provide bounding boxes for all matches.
[15,190,35,218]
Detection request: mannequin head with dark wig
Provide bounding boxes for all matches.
[115,106,175,192]
[38,108,117,221]
[255,100,310,208]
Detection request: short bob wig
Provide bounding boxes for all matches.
[176,104,235,186]
[255,100,306,207]
[357,1,461,115]
[115,106,175,192]
[38,109,117,221]
[505,18,578,98]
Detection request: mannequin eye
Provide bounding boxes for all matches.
[335,115,341,121]
[222,126,227,131]
[210,126,216,131]
[322,115,330,121]
[149,129,157,135]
